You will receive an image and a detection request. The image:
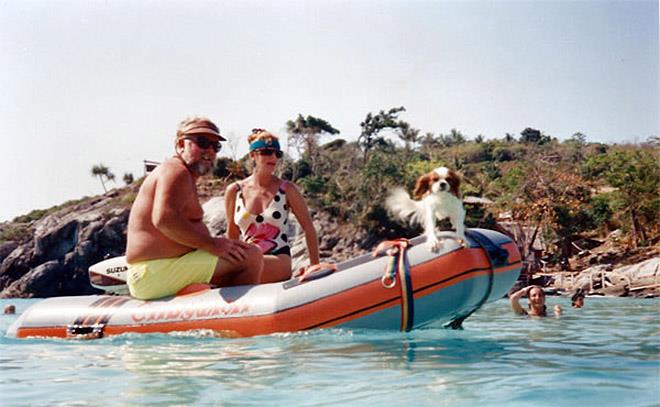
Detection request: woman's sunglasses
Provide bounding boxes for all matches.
[184,136,222,152]
[256,149,283,158]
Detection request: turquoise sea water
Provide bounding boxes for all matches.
[1,297,658,406]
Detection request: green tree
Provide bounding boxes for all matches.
[496,162,593,269]
[437,128,467,147]
[569,132,587,146]
[564,132,588,162]
[358,106,406,161]
[396,121,420,151]
[520,127,551,145]
[286,114,339,174]
[419,132,438,155]
[601,149,659,247]
[213,157,247,181]
[91,164,115,193]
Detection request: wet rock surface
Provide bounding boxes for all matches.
[0,191,129,298]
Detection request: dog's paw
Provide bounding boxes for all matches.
[451,232,468,248]
[426,238,441,252]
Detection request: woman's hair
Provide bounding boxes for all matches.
[571,288,585,306]
[571,288,584,302]
[248,128,279,144]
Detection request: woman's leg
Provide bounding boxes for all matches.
[259,254,292,283]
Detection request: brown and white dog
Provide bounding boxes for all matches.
[386,167,466,251]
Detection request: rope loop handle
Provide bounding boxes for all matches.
[373,238,415,331]
[372,239,411,289]
[381,274,397,289]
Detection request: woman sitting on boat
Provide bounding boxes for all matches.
[225,128,320,283]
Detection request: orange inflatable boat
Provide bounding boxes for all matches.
[8,229,521,339]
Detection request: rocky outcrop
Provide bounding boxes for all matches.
[0,192,375,298]
[0,192,129,298]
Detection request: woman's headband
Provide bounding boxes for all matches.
[249,138,281,152]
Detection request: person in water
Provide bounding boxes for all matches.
[571,288,585,308]
[510,285,561,317]
[125,117,263,300]
[225,128,320,283]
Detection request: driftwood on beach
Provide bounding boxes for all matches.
[546,257,659,298]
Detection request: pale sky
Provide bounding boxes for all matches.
[1,0,657,222]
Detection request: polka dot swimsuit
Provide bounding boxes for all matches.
[235,181,291,255]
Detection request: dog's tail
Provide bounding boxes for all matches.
[385,187,425,225]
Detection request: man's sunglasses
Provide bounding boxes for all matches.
[184,136,222,152]
[256,149,283,158]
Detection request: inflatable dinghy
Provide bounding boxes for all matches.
[8,229,521,339]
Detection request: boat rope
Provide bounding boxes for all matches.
[372,239,414,332]
[445,229,507,329]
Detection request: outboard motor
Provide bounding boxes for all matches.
[88,256,129,295]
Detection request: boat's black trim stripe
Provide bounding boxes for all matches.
[413,259,521,298]
[445,230,502,329]
[94,297,130,326]
[73,296,115,326]
[72,296,129,327]
[397,251,414,332]
[304,260,521,330]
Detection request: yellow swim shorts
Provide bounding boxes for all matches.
[127,250,218,300]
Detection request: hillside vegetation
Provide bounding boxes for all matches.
[3,108,658,272]
[214,110,658,270]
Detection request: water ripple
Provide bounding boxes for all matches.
[1,297,658,406]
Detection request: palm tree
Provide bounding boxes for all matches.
[91,164,116,193]
[122,172,134,185]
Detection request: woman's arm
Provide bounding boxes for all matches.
[285,182,320,265]
[224,182,241,240]
[509,286,530,315]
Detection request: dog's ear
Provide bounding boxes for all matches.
[447,170,462,198]
[413,174,432,199]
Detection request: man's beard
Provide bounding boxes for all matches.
[179,155,213,176]
[189,160,213,176]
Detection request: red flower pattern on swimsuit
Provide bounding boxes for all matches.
[245,223,279,253]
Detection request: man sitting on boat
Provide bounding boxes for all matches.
[125,117,264,300]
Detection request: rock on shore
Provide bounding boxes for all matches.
[0,191,129,298]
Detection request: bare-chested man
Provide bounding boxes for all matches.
[126,117,263,300]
